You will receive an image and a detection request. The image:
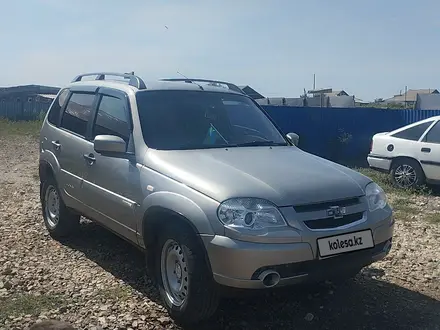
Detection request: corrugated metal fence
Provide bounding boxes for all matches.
[263,106,440,166]
[2,104,440,166]
[0,99,51,120]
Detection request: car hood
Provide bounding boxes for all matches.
[144,146,371,206]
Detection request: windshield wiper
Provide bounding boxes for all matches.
[173,144,230,150]
[232,141,287,147]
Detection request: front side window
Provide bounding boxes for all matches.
[92,95,130,142]
[136,90,287,150]
[392,121,433,141]
[60,93,95,136]
[424,121,440,144]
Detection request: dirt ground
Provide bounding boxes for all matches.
[0,128,439,330]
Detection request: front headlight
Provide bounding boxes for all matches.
[217,198,287,230]
[365,182,387,211]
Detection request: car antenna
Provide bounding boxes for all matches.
[177,71,204,91]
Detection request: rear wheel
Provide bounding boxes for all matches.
[155,224,219,325]
[40,176,80,239]
[390,158,425,189]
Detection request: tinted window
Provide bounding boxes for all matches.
[136,90,287,150]
[60,93,95,136]
[392,121,433,141]
[47,89,69,125]
[93,95,130,142]
[424,121,440,144]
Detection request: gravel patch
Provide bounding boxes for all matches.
[0,134,439,330]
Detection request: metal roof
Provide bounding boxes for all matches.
[385,89,439,103]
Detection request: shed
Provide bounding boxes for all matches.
[415,93,440,110]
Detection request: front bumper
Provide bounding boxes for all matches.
[202,216,394,289]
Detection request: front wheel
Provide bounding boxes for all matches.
[155,226,219,325]
[390,159,425,189]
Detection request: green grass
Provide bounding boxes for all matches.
[391,197,419,215]
[0,293,65,321]
[0,119,43,138]
[355,168,440,225]
[95,286,132,301]
[355,167,432,197]
[425,213,440,224]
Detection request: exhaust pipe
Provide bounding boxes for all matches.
[258,270,281,288]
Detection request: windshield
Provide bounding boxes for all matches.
[136,90,288,150]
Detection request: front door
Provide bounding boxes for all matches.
[419,120,440,181]
[81,89,141,243]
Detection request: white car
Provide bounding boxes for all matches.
[368,116,440,188]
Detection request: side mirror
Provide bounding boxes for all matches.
[286,132,300,146]
[94,135,127,156]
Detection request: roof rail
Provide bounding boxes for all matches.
[160,78,245,95]
[71,72,147,90]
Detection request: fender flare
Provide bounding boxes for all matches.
[39,150,61,181]
[138,191,216,241]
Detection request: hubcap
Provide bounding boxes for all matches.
[45,185,60,228]
[394,164,417,188]
[160,239,189,306]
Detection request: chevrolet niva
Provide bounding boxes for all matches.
[39,72,394,324]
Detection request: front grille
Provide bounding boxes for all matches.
[304,212,364,230]
[293,197,360,213]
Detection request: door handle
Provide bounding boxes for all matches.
[421,147,431,153]
[51,140,61,150]
[83,153,96,165]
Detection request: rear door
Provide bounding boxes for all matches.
[419,120,440,181]
[55,88,98,209]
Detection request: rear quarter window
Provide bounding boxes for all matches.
[47,89,69,125]
[391,121,433,141]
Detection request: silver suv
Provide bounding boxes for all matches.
[39,72,394,324]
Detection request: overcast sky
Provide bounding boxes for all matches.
[0,0,439,101]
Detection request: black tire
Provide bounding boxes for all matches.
[40,176,80,239]
[145,249,157,285]
[155,224,219,325]
[390,158,425,189]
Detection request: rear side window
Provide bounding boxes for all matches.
[60,93,95,137]
[392,121,433,141]
[92,95,130,142]
[47,89,69,125]
[424,121,440,144]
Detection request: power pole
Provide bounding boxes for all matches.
[404,85,408,109]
